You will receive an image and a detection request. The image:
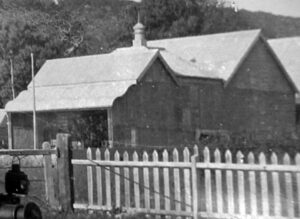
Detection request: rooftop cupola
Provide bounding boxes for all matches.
[132,16,147,47]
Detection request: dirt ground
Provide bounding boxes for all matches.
[42,209,151,219]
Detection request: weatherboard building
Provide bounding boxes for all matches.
[5,22,297,149]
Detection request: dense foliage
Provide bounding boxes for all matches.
[0,0,299,107]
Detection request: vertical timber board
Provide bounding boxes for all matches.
[87,148,93,207]
[215,149,223,214]
[259,152,269,216]
[236,151,245,215]
[56,133,72,212]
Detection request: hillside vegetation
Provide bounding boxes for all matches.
[0,0,299,107]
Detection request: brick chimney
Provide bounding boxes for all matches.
[132,21,147,47]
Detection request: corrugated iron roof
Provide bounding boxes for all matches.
[148,29,261,81]
[159,50,219,79]
[29,47,159,88]
[268,37,300,103]
[6,47,160,112]
[6,81,136,112]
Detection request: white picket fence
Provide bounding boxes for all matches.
[71,146,300,219]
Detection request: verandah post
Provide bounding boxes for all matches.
[56,133,72,212]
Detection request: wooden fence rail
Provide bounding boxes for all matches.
[71,146,300,219]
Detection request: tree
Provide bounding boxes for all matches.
[0,15,64,106]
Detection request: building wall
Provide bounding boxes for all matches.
[224,39,296,142]
[112,58,225,147]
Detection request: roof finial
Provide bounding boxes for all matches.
[132,9,147,47]
[137,9,140,23]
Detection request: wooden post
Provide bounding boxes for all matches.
[107,108,113,145]
[7,112,13,149]
[56,133,72,212]
[43,142,59,209]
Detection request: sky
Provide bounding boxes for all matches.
[235,0,300,18]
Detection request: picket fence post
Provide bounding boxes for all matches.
[173,148,181,215]
[225,149,234,215]
[283,153,293,218]
[191,151,198,219]
[204,147,212,214]
[143,151,150,210]
[215,148,223,214]
[248,152,257,216]
[105,149,111,208]
[87,147,93,207]
[259,152,269,216]
[236,150,245,215]
[271,152,281,216]
[96,148,102,206]
[153,150,160,219]
[114,151,121,208]
[124,151,130,208]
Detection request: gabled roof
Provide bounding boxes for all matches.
[6,46,212,112]
[268,37,300,101]
[6,47,157,112]
[148,29,262,81]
